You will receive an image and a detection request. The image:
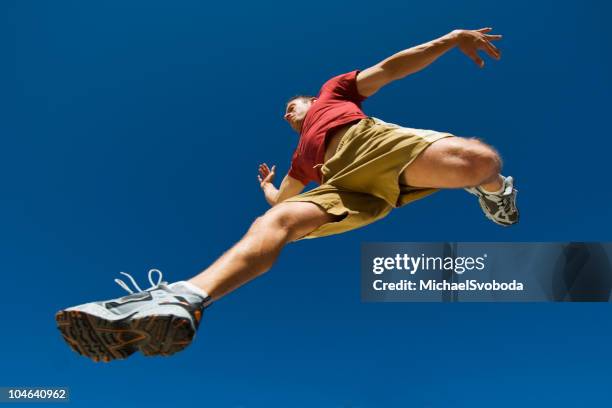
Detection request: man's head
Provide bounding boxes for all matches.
[284,95,316,133]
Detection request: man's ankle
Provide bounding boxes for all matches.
[169,281,210,300]
[479,175,504,194]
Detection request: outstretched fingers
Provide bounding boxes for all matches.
[259,163,271,177]
[457,28,503,67]
[467,49,484,68]
[482,40,501,60]
[258,163,276,185]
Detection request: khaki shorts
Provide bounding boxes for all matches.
[284,117,454,240]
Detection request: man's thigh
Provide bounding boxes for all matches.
[400,136,498,188]
[264,201,337,242]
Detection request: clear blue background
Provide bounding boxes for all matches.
[2,0,612,406]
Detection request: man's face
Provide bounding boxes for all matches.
[284,97,315,133]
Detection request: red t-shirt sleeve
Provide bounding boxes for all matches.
[288,150,310,185]
[288,165,309,185]
[318,70,367,104]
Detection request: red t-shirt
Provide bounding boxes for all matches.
[288,70,367,185]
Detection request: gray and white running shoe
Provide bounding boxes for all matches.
[55,269,211,362]
[465,175,519,226]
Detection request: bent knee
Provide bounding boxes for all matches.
[451,138,501,185]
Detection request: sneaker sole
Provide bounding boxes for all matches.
[478,199,519,227]
[55,309,197,362]
[465,179,519,227]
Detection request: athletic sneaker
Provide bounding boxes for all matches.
[55,269,211,362]
[465,175,519,226]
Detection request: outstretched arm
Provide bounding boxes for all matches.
[356,27,502,97]
[257,163,305,206]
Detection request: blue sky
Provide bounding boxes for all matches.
[2,0,612,406]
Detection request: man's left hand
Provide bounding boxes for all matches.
[453,27,502,68]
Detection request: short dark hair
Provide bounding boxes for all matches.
[286,95,314,106]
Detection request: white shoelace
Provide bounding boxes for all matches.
[114,269,164,294]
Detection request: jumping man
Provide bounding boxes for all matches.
[56,27,519,362]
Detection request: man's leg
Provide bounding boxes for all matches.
[189,201,335,300]
[401,136,502,190]
[401,136,519,226]
[56,201,335,361]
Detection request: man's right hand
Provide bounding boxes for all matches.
[257,166,305,206]
[257,163,276,189]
